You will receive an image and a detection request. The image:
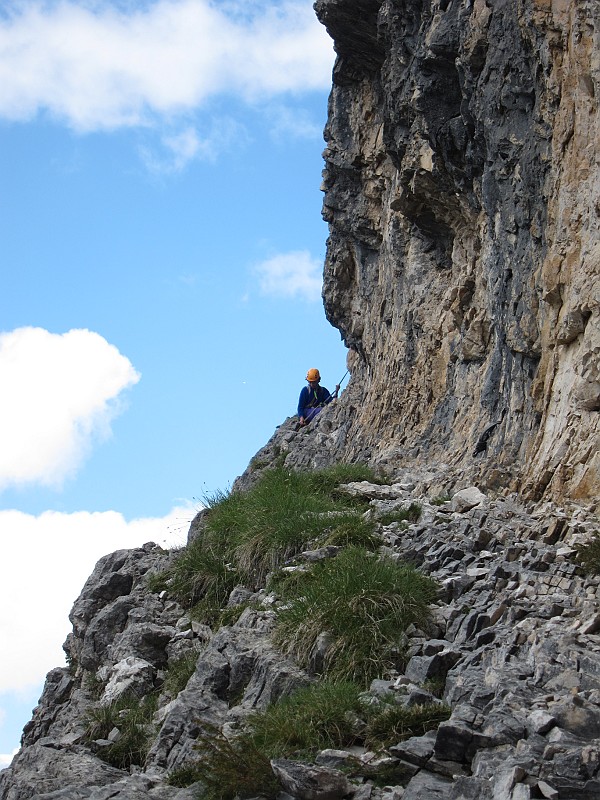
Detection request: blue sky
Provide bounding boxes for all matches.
[0,0,346,765]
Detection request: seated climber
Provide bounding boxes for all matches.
[297,368,340,427]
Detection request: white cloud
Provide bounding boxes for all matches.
[0,0,333,132]
[0,504,196,694]
[267,104,324,141]
[0,748,18,769]
[140,116,247,172]
[0,327,140,490]
[254,250,323,301]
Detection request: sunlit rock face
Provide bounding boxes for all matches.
[312,0,599,502]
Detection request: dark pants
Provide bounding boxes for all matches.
[303,406,322,423]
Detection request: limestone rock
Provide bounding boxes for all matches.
[270,759,351,800]
[451,488,487,513]
[100,657,156,705]
[0,745,126,800]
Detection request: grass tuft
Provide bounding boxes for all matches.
[85,693,157,770]
[364,702,451,749]
[150,464,384,607]
[167,761,206,788]
[377,503,422,526]
[246,680,362,757]
[274,547,437,684]
[177,681,450,793]
[163,650,199,697]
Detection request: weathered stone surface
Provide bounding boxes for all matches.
[270,759,350,800]
[100,657,156,705]
[389,732,436,767]
[401,770,454,799]
[526,710,556,737]
[451,488,487,514]
[0,745,125,800]
[404,649,461,684]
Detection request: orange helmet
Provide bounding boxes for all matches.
[306,368,321,382]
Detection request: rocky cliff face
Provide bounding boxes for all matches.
[306,0,598,502]
[2,1,599,799]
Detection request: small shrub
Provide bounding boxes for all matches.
[364,702,451,749]
[163,651,199,697]
[65,650,78,676]
[85,693,157,770]
[167,761,206,788]
[82,671,104,700]
[573,532,600,574]
[192,724,280,800]
[274,547,437,684]
[377,503,422,526]
[430,495,452,506]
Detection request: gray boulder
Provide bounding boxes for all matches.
[270,759,351,800]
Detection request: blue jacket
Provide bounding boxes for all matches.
[298,385,333,417]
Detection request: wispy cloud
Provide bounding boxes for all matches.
[0,327,140,490]
[0,0,333,132]
[254,249,323,301]
[267,104,324,141]
[139,116,248,172]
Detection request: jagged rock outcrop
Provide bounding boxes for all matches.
[304,0,598,502]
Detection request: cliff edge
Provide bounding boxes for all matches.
[259,0,598,502]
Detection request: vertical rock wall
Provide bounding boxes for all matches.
[313,0,599,502]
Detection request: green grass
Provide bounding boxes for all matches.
[274,547,438,684]
[430,495,452,506]
[163,650,199,697]
[85,693,157,770]
[82,670,104,700]
[377,503,422,526]
[320,514,379,549]
[168,681,450,793]
[364,702,451,749]
[157,533,241,608]
[573,532,600,574]
[185,724,280,800]
[150,464,384,607]
[247,680,362,757]
[167,761,207,788]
